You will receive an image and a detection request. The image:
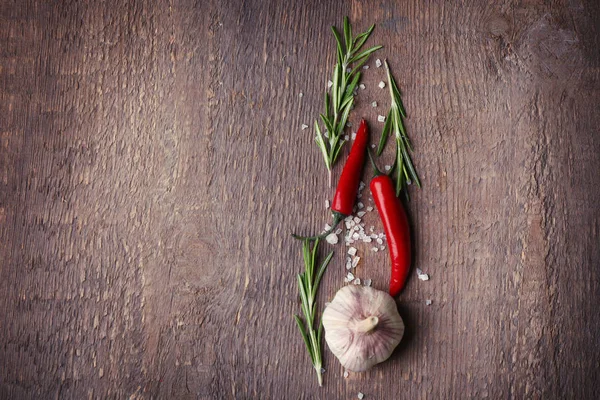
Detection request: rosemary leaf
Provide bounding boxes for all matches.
[378,60,421,197]
[294,240,333,386]
[309,17,382,182]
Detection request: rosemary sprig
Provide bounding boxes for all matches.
[377,60,421,197]
[314,17,382,186]
[294,239,333,386]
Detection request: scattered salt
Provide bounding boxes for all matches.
[343,370,349,378]
[378,81,386,89]
[376,238,383,245]
[353,217,360,224]
[352,232,360,240]
[364,279,372,287]
[299,92,303,98]
[335,228,342,235]
[301,124,309,130]
[359,84,366,90]
[347,272,355,281]
[357,211,366,217]
[367,206,373,212]
[358,392,365,399]
[362,65,369,70]
[344,135,350,141]
[352,257,361,268]
[364,237,372,243]
[417,268,430,281]
[372,247,379,252]
[348,247,357,256]
[325,233,338,245]
[372,101,377,108]
[351,131,357,140]
[325,199,330,209]
[425,299,433,305]
[384,165,391,171]
[371,144,376,149]
[357,202,364,209]
[353,278,361,285]
[327,80,333,88]
[376,58,382,68]
[378,115,386,122]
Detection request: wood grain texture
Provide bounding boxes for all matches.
[1,0,599,399]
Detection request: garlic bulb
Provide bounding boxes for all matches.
[322,285,404,372]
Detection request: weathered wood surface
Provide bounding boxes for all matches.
[1,1,599,399]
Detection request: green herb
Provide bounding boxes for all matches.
[315,17,382,186]
[377,60,421,197]
[294,239,333,386]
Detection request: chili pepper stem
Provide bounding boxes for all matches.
[292,212,345,241]
[367,149,383,176]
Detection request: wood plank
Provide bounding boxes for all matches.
[0,0,599,398]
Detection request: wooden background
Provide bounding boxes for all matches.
[1,0,599,399]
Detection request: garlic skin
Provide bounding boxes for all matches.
[322,285,404,372]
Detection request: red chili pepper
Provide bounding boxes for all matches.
[294,119,369,240]
[369,154,412,296]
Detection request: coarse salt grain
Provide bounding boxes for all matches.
[335,228,342,235]
[378,81,386,89]
[376,238,383,245]
[364,279,372,287]
[352,232,360,240]
[417,268,430,281]
[301,124,308,130]
[372,101,377,108]
[363,65,369,70]
[348,247,357,256]
[347,272,355,280]
[384,165,391,171]
[352,257,361,268]
[357,211,366,217]
[367,206,373,212]
[325,233,338,244]
[357,202,364,209]
[378,115,386,122]
[425,299,433,305]
[344,135,350,141]
[359,84,366,90]
[358,392,365,399]
[327,80,333,88]
[353,216,361,224]
[372,247,379,252]
[371,144,376,149]
[353,278,361,285]
[299,92,303,97]
[376,58,382,67]
[325,200,330,209]
[344,370,349,378]
[364,237,372,243]
[351,131,357,140]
